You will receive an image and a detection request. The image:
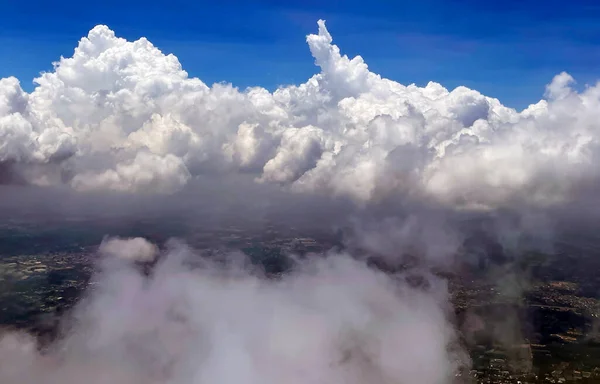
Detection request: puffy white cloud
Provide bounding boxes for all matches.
[2,20,600,210]
[71,151,190,194]
[0,77,76,166]
[222,122,278,172]
[260,126,328,184]
[98,236,159,262]
[545,71,575,101]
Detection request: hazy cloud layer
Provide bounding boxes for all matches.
[0,241,467,384]
[1,20,599,209]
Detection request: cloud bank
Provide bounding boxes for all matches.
[2,20,600,210]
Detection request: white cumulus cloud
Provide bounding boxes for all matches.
[98,236,159,262]
[1,20,599,210]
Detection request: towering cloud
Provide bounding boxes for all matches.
[1,20,599,210]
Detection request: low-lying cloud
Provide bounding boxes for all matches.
[98,236,159,262]
[0,241,467,384]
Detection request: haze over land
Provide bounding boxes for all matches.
[1,20,600,384]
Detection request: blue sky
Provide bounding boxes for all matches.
[1,0,599,110]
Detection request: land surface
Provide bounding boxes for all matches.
[1,218,600,383]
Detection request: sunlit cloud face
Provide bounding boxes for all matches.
[1,20,599,210]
